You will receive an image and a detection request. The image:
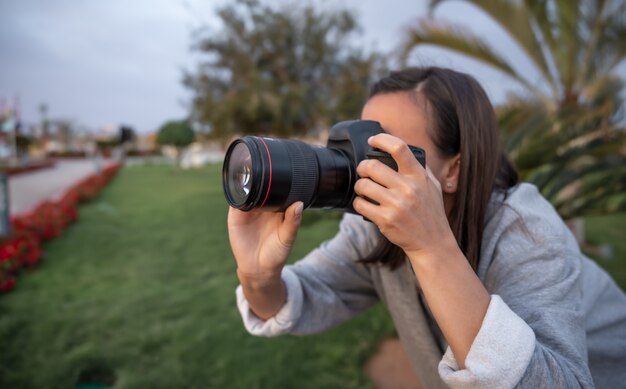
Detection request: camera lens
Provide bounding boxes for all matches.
[222,136,354,212]
[225,142,253,206]
[222,121,425,213]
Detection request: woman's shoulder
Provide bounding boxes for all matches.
[486,183,570,241]
[479,183,581,279]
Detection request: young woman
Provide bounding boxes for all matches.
[228,67,626,388]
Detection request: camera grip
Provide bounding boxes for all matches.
[359,146,427,218]
[365,146,426,171]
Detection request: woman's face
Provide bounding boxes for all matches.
[360,91,455,188]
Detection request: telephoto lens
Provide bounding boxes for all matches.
[222,120,426,212]
[223,136,354,211]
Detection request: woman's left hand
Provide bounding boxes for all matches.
[353,133,457,260]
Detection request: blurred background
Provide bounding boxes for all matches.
[1,0,624,388]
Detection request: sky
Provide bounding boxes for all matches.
[0,0,623,134]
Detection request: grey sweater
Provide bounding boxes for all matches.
[236,183,626,388]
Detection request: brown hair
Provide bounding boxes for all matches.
[361,67,518,271]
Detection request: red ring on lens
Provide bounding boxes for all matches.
[258,137,273,208]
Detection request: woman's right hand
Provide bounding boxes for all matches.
[228,201,304,281]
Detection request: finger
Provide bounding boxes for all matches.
[357,159,404,189]
[354,177,390,206]
[368,134,425,176]
[228,206,256,227]
[424,165,443,193]
[277,201,303,247]
[352,196,383,224]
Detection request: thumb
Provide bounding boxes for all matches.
[277,201,304,248]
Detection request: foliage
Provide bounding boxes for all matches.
[0,232,40,292]
[95,138,119,150]
[185,0,385,138]
[585,212,626,289]
[1,159,55,176]
[15,135,32,151]
[402,0,626,219]
[156,120,195,148]
[497,77,626,219]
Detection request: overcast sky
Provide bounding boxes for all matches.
[1,0,623,134]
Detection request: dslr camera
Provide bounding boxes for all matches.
[222,120,426,213]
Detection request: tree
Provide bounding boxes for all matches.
[119,125,136,145]
[184,0,385,139]
[402,0,626,220]
[15,135,32,156]
[156,120,195,166]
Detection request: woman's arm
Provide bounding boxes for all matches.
[408,238,490,369]
[353,133,489,368]
[236,212,381,336]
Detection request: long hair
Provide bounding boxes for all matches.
[361,67,518,271]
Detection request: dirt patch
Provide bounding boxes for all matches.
[364,337,423,389]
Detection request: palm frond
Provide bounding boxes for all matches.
[523,0,558,58]
[547,0,581,101]
[549,153,624,193]
[402,20,546,97]
[461,0,558,95]
[554,165,626,219]
[576,0,609,88]
[588,0,626,76]
[497,99,551,154]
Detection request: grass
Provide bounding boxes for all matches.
[585,213,626,290]
[0,164,395,389]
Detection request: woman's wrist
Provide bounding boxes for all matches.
[237,268,287,320]
[237,267,283,290]
[405,233,462,273]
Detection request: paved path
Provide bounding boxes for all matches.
[8,160,108,216]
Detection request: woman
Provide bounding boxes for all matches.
[228,67,626,388]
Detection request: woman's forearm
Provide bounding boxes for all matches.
[408,237,491,370]
[237,269,287,320]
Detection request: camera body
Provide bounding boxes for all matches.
[222,120,426,213]
[326,120,425,176]
[326,120,381,168]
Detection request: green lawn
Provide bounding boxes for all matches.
[1,164,624,388]
[0,165,394,389]
[585,213,626,290]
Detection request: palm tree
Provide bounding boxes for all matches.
[402,0,626,220]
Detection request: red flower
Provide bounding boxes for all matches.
[0,245,11,263]
[0,275,16,292]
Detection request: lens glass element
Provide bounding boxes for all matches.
[227,142,254,206]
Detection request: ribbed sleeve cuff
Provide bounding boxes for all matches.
[438,295,535,388]
[235,267,303,337]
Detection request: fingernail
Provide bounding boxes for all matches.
[294,202,303,220]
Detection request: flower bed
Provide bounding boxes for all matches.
[1,159,56,176]
[0,164,123,292]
